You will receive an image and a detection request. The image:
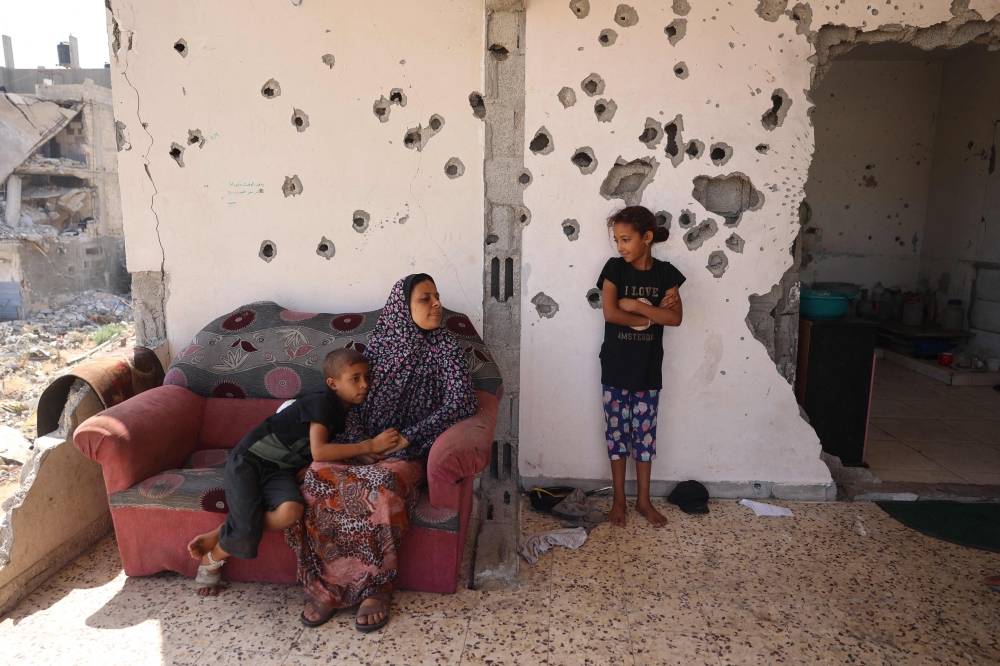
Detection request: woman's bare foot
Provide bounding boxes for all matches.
[635,501,668,527]
[607,498,627,527]
[302,598,336,625]
[188,529,220,560]
[356,597,387,627]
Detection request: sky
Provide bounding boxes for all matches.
[0,0,110,69]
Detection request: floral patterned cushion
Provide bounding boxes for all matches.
[163,301,501,400]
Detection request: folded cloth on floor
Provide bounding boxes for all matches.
[518,527,588,564]
[552,488,607,530]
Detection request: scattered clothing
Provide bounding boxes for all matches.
[519,527,588,564]
[668,480,710,515]
[603,385,659,461]
[741,499,795,517]
[552,488,607,530]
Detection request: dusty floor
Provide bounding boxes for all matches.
[2,497,998,665]
[867,358,1000,484]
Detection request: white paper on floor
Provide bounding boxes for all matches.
[740,499,794,517]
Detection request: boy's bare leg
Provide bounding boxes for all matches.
[608,457,628,527]
[634,461,667,527]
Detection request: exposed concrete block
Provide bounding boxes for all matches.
[485,158,526,206]
[473,518,519,590]
[487,11,523,53]
[131,271,167,349]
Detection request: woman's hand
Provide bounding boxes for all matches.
[354,453,381,465]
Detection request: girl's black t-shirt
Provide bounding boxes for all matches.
[597,257,686,391]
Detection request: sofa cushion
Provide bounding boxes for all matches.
[196,398,286,450]
[163,301,502,400]
[183,449,230,469]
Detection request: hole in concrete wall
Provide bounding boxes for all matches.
[599,29,618,47]
[469,92,486,119]
[389,88,407,107]
[316,236,336,260]
[709,142,733,166]
[187,129,205,147]
[663,115,684,167]
[569,0,591,19]
[684,218,718,251]
[571,146,598,174]
[489,44,509,61]
[321,53,335,69]
[504,257,514,301]
[655,210,672,231]
[673,62,689,79]
[291,108,310,132]
[169,142,184,167]
[639,118,663,149]
[692,172,763,227]
[562,219,580,241]
[755,0,788,21]
[761,89,790,130]
[352,210,370,233]
[726,232,745,253]
[614,4,639,27]
[282,175,303,197]
[259,240,277,262]
[672,0,691,16]
[519,169,533,187]
[594,98,617,123]
[373,96,392,123]
[261,78,281,99]
[490,257,500,300]
[503,490,511,505]
[679,209,695,228]
[706,250,729,278]
[686,139,704,159]
[486,504,494,520]
[531,292,560,319]
[665,19,687,45]
[558,87,577,108]
[518,206,531,226]
[581,73,605,97]
[600,157,658,206]
[173,39,188,57]
[529,127,555,155]
[428,114,445,133]
[115,121,131,152]
[444,157,465,179]
[789,2,812,36]
[486,234,499,245]
[586,287,602,308]
[403,126,423,150]
[755,143,769,154]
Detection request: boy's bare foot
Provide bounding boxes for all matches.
[195,554,224,596]
[607,499,628,527]
[188,529,220,560]
[636,501,668,527]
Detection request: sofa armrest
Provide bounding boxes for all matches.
[426,390,498,510]
[73,385,207,495]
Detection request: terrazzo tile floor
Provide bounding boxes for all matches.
[3,497,999,665]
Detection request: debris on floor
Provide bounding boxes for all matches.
[518,526,588,564]
[740,498,795,516]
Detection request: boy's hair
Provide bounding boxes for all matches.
[323,348,369,380]
[607,205,669,243]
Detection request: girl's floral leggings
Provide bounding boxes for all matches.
[602,385,659,462]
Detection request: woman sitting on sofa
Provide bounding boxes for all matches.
[286,273,478,631]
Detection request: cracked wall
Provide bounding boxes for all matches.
[104,0,485,355]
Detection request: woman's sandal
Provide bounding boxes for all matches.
[193,551,226,595]
[354,591,391,633]
[300,599,338,628]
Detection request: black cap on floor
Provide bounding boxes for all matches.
[667,480,710,515]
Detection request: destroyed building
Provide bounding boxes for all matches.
[0,35,127,317]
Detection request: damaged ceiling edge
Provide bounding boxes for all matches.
[0,93,82,182]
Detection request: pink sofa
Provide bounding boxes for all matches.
[73,302,501,594]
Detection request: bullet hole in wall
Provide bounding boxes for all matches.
[187,129,205,147]
[581,73,605,97]
[599,29,618,47]
[115,121,131,152]
[673,62,689,79]
[679,209,695,228]
[558,87,577,108]
[615,4,639,27]
[530,127,554,155]
[665,19,687,45]
[691,172,763,227]
[586,288,602,309]
[486,234,500,245]
[291,109,310,132]
[519,169,533,186]
[404,126,423,150]
[663,115,684,167]
[710,142,733,166]
[600,157,659,206]
[686,139,704,160]
[169,142,184,167]
[569,0,591,19]
[282,175,303,197]
[352,210,371,233]
[489,44,509,61]
[373,96,392,123]
[321,54,335,69]
[672,0,691,17]
[756,143,769,154]
[518,206,531,227]
[562,219,581,241]
[571,146,598,174]
[761,89,791,130]
[755,0,788,22]
[173,39,188,57]
[707,250,729,277]
[259,240,277,263]
[655,211,671,231]
[389,89,407,107]
[594,99,617,122]
[261,78,281,99]
[664,123,679,158]
[428,114,444,132]
[316,236,336,260]
[726,232,745,253]
[444,157,465,179]
[789,3,813,36]
[639,118,663,149]
[531,292,560,319]
[684,218,718,251]
[469,92,486,119]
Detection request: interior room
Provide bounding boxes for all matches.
[799,41,1000,486]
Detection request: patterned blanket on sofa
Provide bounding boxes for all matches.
[163,301,502,399]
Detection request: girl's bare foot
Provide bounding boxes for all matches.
[607,499,628,527]
[188,529,220,560]
[636,501,668,527]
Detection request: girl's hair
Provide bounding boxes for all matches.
[607,206,669,243]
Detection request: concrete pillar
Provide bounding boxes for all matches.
[68,35,80,69]
[2,35,13,69]
[4,175,21,227]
